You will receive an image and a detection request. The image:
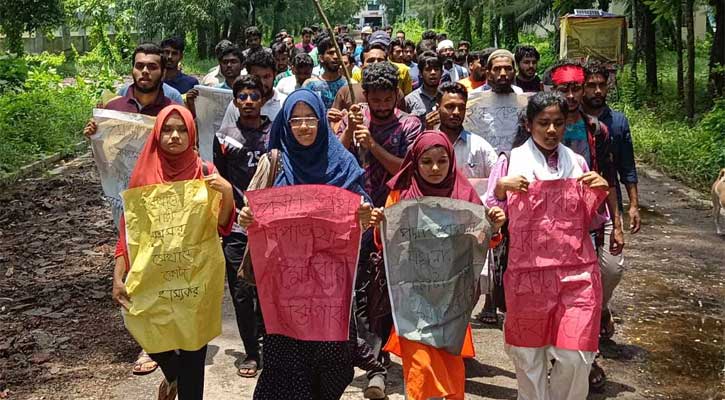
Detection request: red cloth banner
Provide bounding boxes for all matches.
[245,184,362,341]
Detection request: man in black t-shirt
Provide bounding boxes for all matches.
[213,74,271,379]
[513,45,542,93]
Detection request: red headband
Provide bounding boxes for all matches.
[551,65,585,85]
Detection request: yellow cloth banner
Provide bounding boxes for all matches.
[560,17,626,64]
[121,179,225,353]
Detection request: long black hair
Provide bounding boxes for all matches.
[512,91,568,148]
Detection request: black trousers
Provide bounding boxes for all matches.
[223,233,264,360]
[149,346,207,400]
[253,335,354,400]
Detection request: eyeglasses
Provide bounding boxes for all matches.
[238,93,261,101]
[289,117,318,127]
[556,84,583,93]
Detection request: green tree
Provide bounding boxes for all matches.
[0,0,65,55]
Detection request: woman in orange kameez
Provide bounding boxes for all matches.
[370,130,505,399]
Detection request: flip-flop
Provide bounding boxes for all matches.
[133,351,159,376]
[237,357,259,378]
[157,379,178,400]
[589,360,606,392]
[477,310,498,325]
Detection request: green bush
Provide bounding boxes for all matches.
[615,99,725,190]
[0,84,93,174]
[0,54,29,93]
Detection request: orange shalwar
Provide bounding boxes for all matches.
[378,190,477,400]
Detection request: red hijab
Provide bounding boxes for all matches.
[386,130,482,205]
[116,105,206,267]
[128,105,203,188]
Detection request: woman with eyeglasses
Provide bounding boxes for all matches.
[238,89,374,400]
[213,74,271,379]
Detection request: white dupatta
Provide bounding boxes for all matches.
[507,138,583,181]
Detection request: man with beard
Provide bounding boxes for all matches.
[514,45,542,92]
[458,50,486,92]
[405,51,442,125]
[336,62,422,399]
[581,60,640,392]
[271,42,290,77]
[275,52,314,96]
[213,75,271,379]
[436,82,497,188]
[480,49,524,95]
[101,43,175,116]
[303,32,348,110]
[437,39,468,83]
[549,64,625,369]
[82,42,175,377]
[160,37,198,94]
[218,50,288,132]
[388,39,406,64]
[201,40,235,87]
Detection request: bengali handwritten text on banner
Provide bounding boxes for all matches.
[121,179,225,353]
[463,92,528,153]
[381,197,492,355]
[504,179,607,352]
[245,185,363,341]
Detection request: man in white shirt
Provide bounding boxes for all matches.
[276,52,314,96]
[218,49,288,130]
[435,81,497,196]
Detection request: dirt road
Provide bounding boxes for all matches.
[0,155,722,399]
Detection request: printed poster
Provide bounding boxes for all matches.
[504,179,607,352]
[90,108,155,227]
[121,179,226,353]
[381,197,492,355]
[245,185,363,341]
[194,85,233,161]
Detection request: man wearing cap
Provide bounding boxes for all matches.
[437,39,469,82]
[351,31,413,95]
[549,60,624,392]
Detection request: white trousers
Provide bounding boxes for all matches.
[505,344,595,400]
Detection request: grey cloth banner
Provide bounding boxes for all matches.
[381,197,492,355]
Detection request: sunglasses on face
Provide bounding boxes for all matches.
[238,93,261,101]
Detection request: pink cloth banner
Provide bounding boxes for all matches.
[504,179,607,352]
[245,185,362,342]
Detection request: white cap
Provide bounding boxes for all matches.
[436,40,454,52]
[361,26,373,34]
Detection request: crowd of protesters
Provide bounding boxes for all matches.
[84,22,641,400]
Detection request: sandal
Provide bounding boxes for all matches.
[600,308,615,339]
[477,310,498,325]
[157,379,178,400]
[237,357,259,378]
[589,360,606,392]
[133,351,159,376]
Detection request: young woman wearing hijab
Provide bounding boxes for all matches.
[237,89,374,400]
[367,130,506,400]
[111,105,235,400]
[484,92,609,400]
